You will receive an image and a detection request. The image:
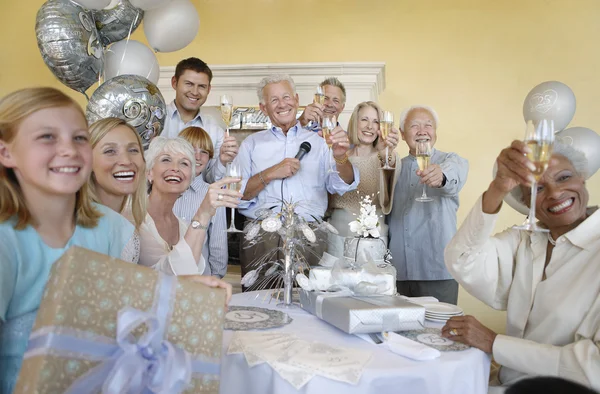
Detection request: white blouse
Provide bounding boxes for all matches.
[138,213,206,276]
[445,196,600,390]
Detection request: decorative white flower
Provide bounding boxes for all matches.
[241,269,259,287]
[261,216,282,232]
[301,226,316,243]
[244,223,261,241]
[348,194,381,239]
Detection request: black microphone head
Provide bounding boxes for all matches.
[300,141,311,154]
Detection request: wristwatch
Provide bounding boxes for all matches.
[191,220,209,230]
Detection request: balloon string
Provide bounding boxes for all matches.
[146,56,158,83]
[117,9,140,77]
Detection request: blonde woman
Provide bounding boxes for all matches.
[326,101,401,258]
[88,117,147,263]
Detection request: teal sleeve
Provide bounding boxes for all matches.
[0,231,17,322]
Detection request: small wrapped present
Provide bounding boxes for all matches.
[307,261,396,296]
[299,290,425,334]
[14,246,225,394]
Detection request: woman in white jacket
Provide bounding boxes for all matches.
[443,140,599,392]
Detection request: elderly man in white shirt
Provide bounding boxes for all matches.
[162,57,239,183]
[442,140,600,393]
[235,74,359,278]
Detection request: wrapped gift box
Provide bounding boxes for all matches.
[309,262,396,296]
[14,246,225,394]
[299,290,425,334]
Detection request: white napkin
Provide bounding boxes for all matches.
[384,331,441,361]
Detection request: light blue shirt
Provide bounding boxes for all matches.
[386,149,469,281]
[173,175,228,278]
[0,204,135,393]
[235,122,359,220]
[163,101,226,183]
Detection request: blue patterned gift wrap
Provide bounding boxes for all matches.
[14,246,225,394]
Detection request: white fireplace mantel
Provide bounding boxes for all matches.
[158,62,386,127]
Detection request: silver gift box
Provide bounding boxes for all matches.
[299,290,425,334]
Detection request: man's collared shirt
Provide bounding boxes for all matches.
[163,101,225,183]
[236,122,359,220]
[387,149,469,281]
[172,175,228,278]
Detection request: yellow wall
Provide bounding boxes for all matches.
[2,0,599,333]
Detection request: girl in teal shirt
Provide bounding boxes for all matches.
[0,87,136,393]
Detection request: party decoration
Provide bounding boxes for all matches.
[104,39,159,84]
[92,0,143,46]
[129,0,170,10]
[522,81,576,132]
[86,75,166,149]
[71,0,111,9]
[556,126,600,177]
[35,0,104,95]
[143,0,199,52]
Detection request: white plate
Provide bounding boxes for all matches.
[422,302,463,315]
[425,316,451,323]
[426,311,464,318]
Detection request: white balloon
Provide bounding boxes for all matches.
[104,40,160,85]
[143,0,199,52]
[522,81,576,133]
[72,0,112,10]
[129,0,170,10]
[556,127,600,178]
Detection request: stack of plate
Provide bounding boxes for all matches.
[422,302,464,323]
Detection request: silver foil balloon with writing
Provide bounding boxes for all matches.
[35,0,104,95]
[92,0,143,46]
[86,75,166,149]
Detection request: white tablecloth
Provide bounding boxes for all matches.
[219,291,491,394]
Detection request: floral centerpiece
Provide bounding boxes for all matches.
[344,194,388,267]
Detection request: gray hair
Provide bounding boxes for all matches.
[510,141,589,204]
[320,77,346,104]
[256,74,296,104]
[145,136,196,192]
[398,105,440,132]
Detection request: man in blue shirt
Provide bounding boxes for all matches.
[386,105,469,304]
[235,74,359,278]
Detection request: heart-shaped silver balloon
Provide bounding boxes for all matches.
[92,0,143,47]
[86,74,166,149]
[35,0,104,95]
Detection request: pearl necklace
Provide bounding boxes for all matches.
[547,232,557,246]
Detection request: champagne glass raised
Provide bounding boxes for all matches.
[513,119,554,232]
[415,140,433,202]
[225,162,244,233]
[220,94,233,135]
[322,116,338,174]
[380,110,394,170]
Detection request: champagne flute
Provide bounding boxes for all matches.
[380,111,394,170]
[513,119,554,232]
[308,85,325,130]
[220,95,233,135]
[415,140,433,202]
[225,162,244,233]
[322,116,338,174]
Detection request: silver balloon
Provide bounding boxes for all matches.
[86,75,166,149]
[556,126,600,178]
[522,81,576,133]
[92,0,143,46]
[36,0,104,95]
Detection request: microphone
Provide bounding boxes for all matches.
[295,142,312,161]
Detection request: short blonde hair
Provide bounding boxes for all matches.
[178,126,214,159]
[0,87,101,229]
[347,101,383,146]
[88,117,147,229]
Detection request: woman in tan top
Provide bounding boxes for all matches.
[327,101,401,258]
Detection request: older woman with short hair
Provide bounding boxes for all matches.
[140,136,241,277]
[443,140,600,392]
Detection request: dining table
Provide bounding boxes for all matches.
[219,290,491,394]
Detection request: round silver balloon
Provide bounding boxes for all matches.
[36,0,104,95]
[522,81,576,133]
[92,0,143,47]
[86,75,166,149]
[556,126,600,178]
